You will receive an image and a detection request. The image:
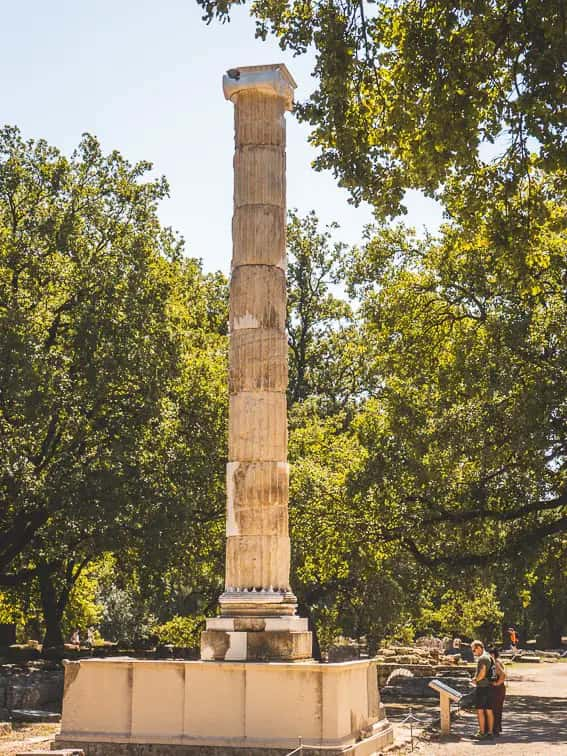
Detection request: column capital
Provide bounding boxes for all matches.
[223,64,296,111]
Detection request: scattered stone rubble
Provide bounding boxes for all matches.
[376,644,447,666]
[376,637,564,701]
[376,638,475,700]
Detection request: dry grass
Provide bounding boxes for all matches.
[0,722,59,754]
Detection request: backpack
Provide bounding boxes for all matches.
[488,657,499,683]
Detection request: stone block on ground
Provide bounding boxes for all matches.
[327,643,362,662]
[381,674,471,700]
[388,646,420,655]
[10,708,61,722]
[6,677,63,711]
[414,635,443,649]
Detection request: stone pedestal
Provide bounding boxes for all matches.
[56,658,394,755]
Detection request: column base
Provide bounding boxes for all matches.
[219,588,298,616]
[201,615,312,661]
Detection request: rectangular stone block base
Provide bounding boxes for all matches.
[200,629,313,661]
[201,616,312,661]
[56,658,393,754]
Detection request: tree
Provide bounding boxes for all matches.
[347,167,567,566]
[497,536,567,647]
[286,210,357,409]
[0,127,228,645]
[419,583,504,642]
[288,404,421,652]
[285,212,424,651]
[198,0,567,216]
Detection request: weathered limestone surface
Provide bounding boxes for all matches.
[229,266,286,332]
[201,64,311,660]
[229,330,288,393]
[234,90,286,145]
[226,460,288,537]
[228,393,287,462]
[232,206,286,269]
[225,535,291,591]
[56,658,393,754]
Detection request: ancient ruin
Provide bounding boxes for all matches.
[55,64,393,755]
[201,63,312,663]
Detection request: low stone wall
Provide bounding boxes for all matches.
[377,662,434,689]
[380,673,471,701]
[376,660,475,702]
[0,662,63,720]
[376,662,474,689]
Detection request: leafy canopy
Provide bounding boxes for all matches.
[0,126,228,643]
[198,0,567,216]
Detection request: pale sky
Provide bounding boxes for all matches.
[1,0,443,273]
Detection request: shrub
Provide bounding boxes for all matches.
[152,615,205,647]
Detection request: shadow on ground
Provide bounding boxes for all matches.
[445,694,567,748]
[491,695,566,744]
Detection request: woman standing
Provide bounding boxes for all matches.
[490,648,507,735]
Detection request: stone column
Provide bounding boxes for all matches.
[201,64,312,662]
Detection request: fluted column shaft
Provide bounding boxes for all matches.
[220,65,297,618]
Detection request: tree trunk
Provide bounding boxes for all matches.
[545,609,564,648]
[37,563,65,648]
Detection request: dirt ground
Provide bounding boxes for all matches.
[0,723,58,754]
[392,661,567,756]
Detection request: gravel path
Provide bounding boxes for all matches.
[409,662,567,755]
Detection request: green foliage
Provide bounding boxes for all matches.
[287,210,355,409]
[2,107,565,652]
[286,195,566,647]
[98,583,156,644]
[152,615,205,648]
[420,584,504,642]
[62,563,104,638]
[0,591,26,640]
[347,167,567,566]
[289,399,420,651]
[199,0,567,217]
[0,125,179,574]
[0,581,42,642]
[0,126,227,644]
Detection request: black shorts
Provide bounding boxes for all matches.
[476,686,493,710]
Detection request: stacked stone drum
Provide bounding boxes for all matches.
[200,64,312,662]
